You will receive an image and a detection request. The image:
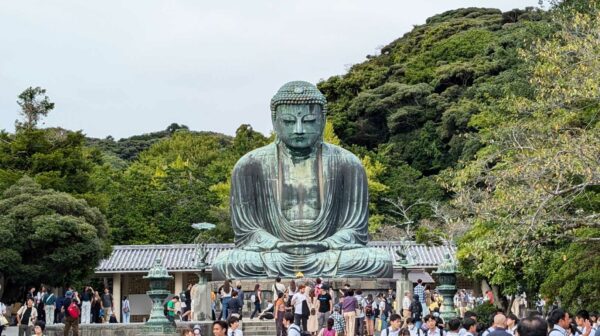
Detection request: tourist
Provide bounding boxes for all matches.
[122,296,131,324]
[37,287,46,323]
[487,314,511,336]
[33,321,45,336]
[79,286,92,324]
[285,312,303,336]
[258,299,275,320]
[380,314,402,336]
[314,278,323,296]
[318,318,337,336]
[17,298,38,336]
[342,290,357,336]
[364,294,375,336]
[62,291,79,336]
[317,284,333,329]
[288,280,298,308]
[308,289,319,335]
[424,286,432,315]
[101,288,113,323]
[26,288,37,303]
[424,315,442,336]
[182,283,193,322]
[275,292,287,336]
[459,312,478,336]
[461,318,477,336]
[355,290,365,336]
[273,277,287,297]
[407,318,421,336]
[181,329,193,336]
[506,313,518,335]
[91,291,102,323]
[212,320,228,336]
[413,280,425,314]
[250,283,262,319]
[409,295,423,330]
[220,280,233,320]
[235,281,244,320]
[292,284,309,331]
[446,318,461,336]
[482,312,505,336]
[167,296,179,324]
[228,291,241,318]
[379,293,390,331]
[517,316,548,336]
[575,310,593,336]
[330,305,345,336]
[42,288,55,326]
[193,324,202,335]
[402,291,412,324]
[227,316,243,336]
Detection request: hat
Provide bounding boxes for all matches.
[333,304,341,312]
[65,290,73,298]
[193,324,201,331]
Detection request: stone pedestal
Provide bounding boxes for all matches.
[191,282,212,321]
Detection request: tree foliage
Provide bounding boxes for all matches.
[0,177,110,301]
[447,2,599,309]
[318,7,549,239]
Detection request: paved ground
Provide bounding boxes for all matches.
[2,326,17,336]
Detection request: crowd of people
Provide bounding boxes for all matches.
[0,285,127,336]
[209,278,599,336]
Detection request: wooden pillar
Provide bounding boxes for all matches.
[113,273,121,322]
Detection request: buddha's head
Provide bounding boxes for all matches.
[271,81,327,151]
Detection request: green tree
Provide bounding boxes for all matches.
[15,87,55,130]
[0,177,110,301]
[448,3,599,307]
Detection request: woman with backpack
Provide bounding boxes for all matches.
[220,281,233,320]
[364,294,375,336]
[409,294,423,331]
[250,284,262,319]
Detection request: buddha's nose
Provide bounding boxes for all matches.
[294,119,305,134]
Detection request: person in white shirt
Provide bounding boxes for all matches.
[446,318,461,336]
[381,314,403,336]
[227,316,243,336]
[292,285,308,331]
[461,318,477,336]
[575,310,593,336]
[506,314,518,335]
[424,314,443,336]
[548,309,571,336]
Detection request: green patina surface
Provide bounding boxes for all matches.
[212,81,393,279]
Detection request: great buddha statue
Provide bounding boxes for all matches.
[212,81,393,280]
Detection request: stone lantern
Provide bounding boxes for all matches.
[143,258,176,335]
[433,253,458,321]
[394,245,413,312]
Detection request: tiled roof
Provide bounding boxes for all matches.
[95,241,455,274]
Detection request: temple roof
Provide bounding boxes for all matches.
[96,241,456,274]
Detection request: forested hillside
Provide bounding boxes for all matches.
[318,6,549,237]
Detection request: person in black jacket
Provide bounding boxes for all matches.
[410,295,423,330]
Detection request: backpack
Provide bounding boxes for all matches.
[67,301,80,319]
[365,302,373,317]
[290,325,311,336]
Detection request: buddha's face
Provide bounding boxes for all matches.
[274,104,324,150]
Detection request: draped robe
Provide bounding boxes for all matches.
[212,142,393,279]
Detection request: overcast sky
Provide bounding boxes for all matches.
[0,0,540,139]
